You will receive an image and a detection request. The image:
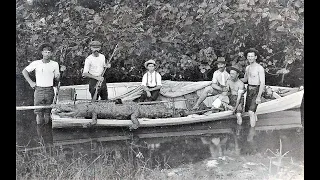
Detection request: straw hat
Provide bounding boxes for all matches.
[144,59,156,68]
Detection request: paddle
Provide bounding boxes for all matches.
[92,44,119,102]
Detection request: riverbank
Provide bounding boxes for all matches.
[16,140,304,180]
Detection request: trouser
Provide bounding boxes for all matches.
[245,85,260,112]
[89,78,108,100]
[34,86,54,115]
[139,87,160,102]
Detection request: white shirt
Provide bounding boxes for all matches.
[141,71,162,87]
[83,53,106,76]
[212,69,230,86]
[25,60,60,87]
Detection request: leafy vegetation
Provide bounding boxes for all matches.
[16,0,304,86]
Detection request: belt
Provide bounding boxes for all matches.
[248,84,259,87]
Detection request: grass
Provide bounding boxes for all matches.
[16,137,304,180]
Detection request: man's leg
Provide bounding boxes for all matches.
[99,85,108,100]
[43,87,54,124]
[249,111,256,127]
[236,113,242,125]
[34,87,44,124]
[89,79,98,100]
[192,86,215,109]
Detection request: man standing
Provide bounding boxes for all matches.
[22,43,60,124]
[82,41,111,100]
[139,59,162,102]
[192,57,230,110]
[225,64,245,125]
[241,48,265,127]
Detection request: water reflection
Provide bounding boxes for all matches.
[16,109,303,171]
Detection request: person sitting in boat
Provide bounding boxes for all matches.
[192,57,230,110]
[139,59,162,102]
[225,64,245,125]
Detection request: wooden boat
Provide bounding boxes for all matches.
[51,81,304,129]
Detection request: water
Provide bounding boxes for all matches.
[16,75,304,178]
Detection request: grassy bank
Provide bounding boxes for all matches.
[16,142,303,180]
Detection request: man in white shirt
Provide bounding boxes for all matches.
[139,59,162,102]
[192,57,230,110]
[82,41,111,100]
[22,43,60,124]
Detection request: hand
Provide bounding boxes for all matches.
[29,81,36,89]
[105,63,111,68]
[146,91,151,97]
[256,97,261,104]
[96,76,104,81]
[222,86,228,92]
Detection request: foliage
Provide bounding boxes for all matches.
[16,0,304,86]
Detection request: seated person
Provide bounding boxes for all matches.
[192,57,230,110]
[225,65,245,125]
[139,59,162,102]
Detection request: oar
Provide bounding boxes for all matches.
[92,44,119,102]
[16,105,54,111]
[53,81,61,104]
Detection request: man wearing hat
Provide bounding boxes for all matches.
[192,57,230,110]
[82,40,111,100]
[22,43,60,124]
[225,64,245,125]
[139,59,162,102]
[241,48,265,127]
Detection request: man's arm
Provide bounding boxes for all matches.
[82,58,104,81]
[82,72,104,81]
[54,63,61,83]
[22,69,36,88]
[234,82,245,112]
[256,66,265,104]
[240,66,249,83]
[211,71,225,91]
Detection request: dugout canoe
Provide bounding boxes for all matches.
[51,81,304,129]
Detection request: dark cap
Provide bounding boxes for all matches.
[214,57,227,65]
[228,64,242,74]
[39,43,54,52]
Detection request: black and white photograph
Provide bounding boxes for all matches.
[16,0,304,179]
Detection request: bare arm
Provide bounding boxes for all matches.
[240,66,248,83]
[22,69,36,88]
[234,82,245,111]
[256,66,265,101]
[211,83,224,91]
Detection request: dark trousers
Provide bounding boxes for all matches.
[34,86,54,115]
[89,78,108,100]
[139,88,160,102]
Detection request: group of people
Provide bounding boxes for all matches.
[22,40,265,127]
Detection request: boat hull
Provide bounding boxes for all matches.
[52,85,304,128]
